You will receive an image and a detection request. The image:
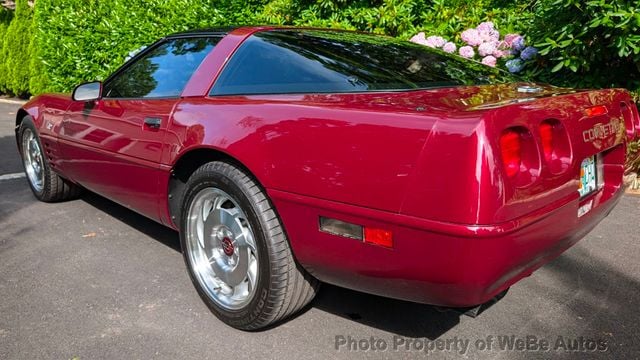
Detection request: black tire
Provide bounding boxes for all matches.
[18,116,83,202]
[179,161,319,330]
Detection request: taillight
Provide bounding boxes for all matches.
[499,127,540,186]
[539,119,572,174]
[539,122,554,162]
[634,103,640,137]
[620,102,635,140]
[500,130,521,178]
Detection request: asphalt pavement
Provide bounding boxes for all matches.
[1,100,639,359]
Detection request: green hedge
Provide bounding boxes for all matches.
[0,0,638,98]
[0,7,13,94]
[529,0,640,95]
[0,0,31,97]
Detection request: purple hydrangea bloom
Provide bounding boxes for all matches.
[478,41,498,57]
[426,35,447,48]
[481,55,497,67]
[442,42,457,54]
[520,46,538,60]
[459,46,475,59]
[505,59,525,73]
[461,28,482,46]
[512,36,526,51]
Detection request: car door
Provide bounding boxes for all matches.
[59,36,220,221]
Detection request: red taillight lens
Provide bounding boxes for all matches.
[500,130,522,177]
[539,122,554,161]
[539,119,572,174]
[621,102,635,140]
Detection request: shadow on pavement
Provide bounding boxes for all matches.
[312,284,465,338]
[81,192,181,252]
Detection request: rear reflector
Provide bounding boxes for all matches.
[319,217,393,248]
[364,228,393,248]
[584,105,608,117]
[499,130,522,177]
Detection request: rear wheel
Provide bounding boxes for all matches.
[180,161,319,330]
[18,117,82,202]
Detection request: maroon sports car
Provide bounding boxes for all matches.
[15,26,638,330]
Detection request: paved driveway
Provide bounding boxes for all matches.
[1,101,639,359]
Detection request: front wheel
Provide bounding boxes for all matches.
[180,161,319,330]
[18,116,82,202]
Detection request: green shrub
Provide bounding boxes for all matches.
[413,0,533,41]
[0,8,13,93]
[30,0,241,94]
[2,0,32,97]
[530,0,640,92]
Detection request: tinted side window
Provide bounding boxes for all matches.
[211,30,517,96]
[104,37,220,99]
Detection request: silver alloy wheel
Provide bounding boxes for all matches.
[185,187,259,310]
[21,128,45,193]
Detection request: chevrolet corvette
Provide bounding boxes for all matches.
[15,26,639,330]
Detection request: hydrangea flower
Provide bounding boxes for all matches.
[478,41,498,57]
[461,28,482,46]
[503,34,520,48]
[478,28,500,43]
[476,21,495,32]
[505,59,525,73]
[425,35,447,48]
[512,36,526,51]
[442,42,457,54]
[520,46,538,60]
[459,46,475,59]
[410,32,427,46]
[492,49,509,58]
[482,55,497,67]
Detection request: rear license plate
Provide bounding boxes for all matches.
[578,156,597,198]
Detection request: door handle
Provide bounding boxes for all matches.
[144,117,162,130]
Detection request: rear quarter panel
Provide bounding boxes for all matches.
[164,94,438,213]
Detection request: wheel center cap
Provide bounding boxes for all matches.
[221,237,234,256]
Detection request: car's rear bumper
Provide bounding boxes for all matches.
[269,181,623,307]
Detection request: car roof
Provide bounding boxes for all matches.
[165,27,239,38]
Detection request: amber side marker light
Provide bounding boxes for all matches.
[319,217,393,248]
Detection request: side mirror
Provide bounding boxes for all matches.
[72,81,102,102]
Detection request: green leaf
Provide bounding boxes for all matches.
[551,62,565,72]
